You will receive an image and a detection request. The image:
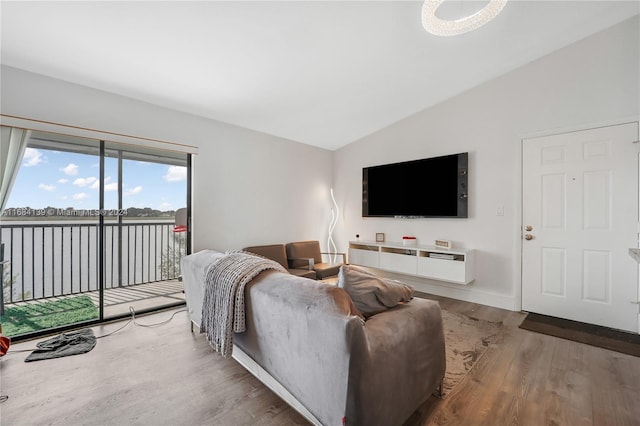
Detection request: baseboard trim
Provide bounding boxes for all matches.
[414,282,518,311]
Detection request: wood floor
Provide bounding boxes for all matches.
[1,294,638,426]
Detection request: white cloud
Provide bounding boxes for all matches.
[72,193,88,200]
[23,148,45,167]
[61,163,79,175]
[38,183,55,191]
[73,176,97,187]
[159,202,172,210]
[105,182,118,191]
[125,186,143,196]
[57,178,69,184]
[90,176,115,190]
[164,166,186,182]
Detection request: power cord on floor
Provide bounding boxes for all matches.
[128,306,187,329]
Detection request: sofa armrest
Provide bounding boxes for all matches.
[348,299,446,425]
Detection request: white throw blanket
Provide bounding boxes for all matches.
[200,251,286,358]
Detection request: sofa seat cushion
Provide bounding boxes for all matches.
[337,264,414,317]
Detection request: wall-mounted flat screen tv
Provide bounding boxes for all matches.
[362,152,468,218]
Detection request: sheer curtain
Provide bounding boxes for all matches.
[0,126,31,212]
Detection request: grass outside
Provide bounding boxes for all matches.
[0,295,99,337]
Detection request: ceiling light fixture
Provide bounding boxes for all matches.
[422,0,508,36]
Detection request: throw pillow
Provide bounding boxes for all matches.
[337,264,414,317]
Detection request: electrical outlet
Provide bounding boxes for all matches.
[496,205,504,216]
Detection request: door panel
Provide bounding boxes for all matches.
[541,173,566,228]
[541,247,566,296]
[522,122,639,332]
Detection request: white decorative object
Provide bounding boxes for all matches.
[327,188,339,263]
[434,239,453,250]
[402,236,417,247]
[422,0,508,37]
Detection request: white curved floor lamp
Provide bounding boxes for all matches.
[327,188,339,264]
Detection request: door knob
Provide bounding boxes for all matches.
[524,234,534,240]
[525,225,533,231]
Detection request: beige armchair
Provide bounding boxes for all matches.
[244,244,317,279]
[285,240,346,279]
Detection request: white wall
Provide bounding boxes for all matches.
[0,66,334,252]
[333,16,640,310]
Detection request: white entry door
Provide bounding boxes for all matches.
[522,122,639,333]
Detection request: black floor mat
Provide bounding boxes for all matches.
[25,329,96,362]
[519,313,640,357]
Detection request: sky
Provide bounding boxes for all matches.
[5,147,187,211]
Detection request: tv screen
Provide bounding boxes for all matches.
[362,152,468,218]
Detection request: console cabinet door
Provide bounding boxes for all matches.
[379,249,417,275]
[348,248,379,268]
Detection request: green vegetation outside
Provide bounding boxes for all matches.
[0,295,99,337]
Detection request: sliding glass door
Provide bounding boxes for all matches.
[0,128,190,338]
[101,142,189,318]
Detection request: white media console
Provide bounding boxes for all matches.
[348,241,475,285]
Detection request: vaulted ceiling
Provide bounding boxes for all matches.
[1,1,638,150]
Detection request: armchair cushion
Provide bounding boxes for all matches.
[286,240,322,265]
[244,244,288,268]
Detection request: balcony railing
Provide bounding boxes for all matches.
[1,221,185,305]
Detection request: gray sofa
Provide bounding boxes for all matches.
[181,250,446,426]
